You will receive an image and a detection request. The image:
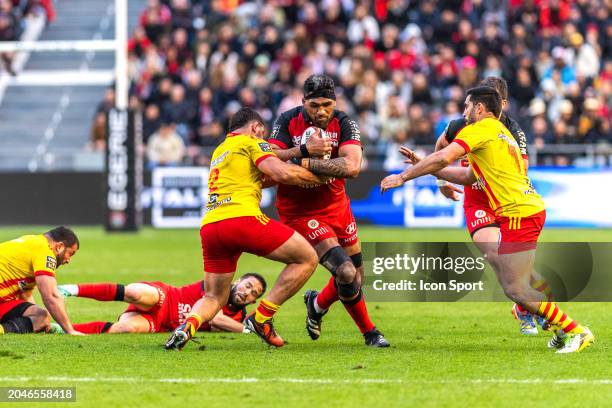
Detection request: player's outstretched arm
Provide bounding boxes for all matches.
[435,132,450,152]
[209,311,248,333]
[258,156,324,186]
[380,143,467,193]
[400,146,475,186]
[300,144,361,178]
[36,275,82,335]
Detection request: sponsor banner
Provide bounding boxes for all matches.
[350,168,612,228]
[150,167,209,228]
[363,242,612,301]
[105,108,143,231]
[146,167,276,228]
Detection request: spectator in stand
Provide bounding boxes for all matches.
[96,0,609,167]
[146,120,185,168]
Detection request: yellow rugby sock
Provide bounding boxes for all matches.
[255,299,280,323]
[531,277,553,301]
[184,313,202,334]
[538,302,584,334]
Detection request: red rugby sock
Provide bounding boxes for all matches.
[342,293,375,334]
[315,277,339,310]
[73,321,113,334]
[77,283,124,301]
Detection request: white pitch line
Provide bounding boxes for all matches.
[0,377,611,385]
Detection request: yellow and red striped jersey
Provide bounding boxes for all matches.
[202,133,276,226]
[453,117,545,218]
[0,235,57,302]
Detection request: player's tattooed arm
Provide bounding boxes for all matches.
[302,144,362,178]
[303,157,350,177]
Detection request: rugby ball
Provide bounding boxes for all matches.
[301,126,330,159]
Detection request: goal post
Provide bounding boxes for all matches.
[0,0,141,231]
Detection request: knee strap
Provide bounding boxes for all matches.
[350,252,363,269]
[320,246,352,276]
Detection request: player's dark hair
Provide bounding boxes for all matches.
[466,86,502,117]
[228,107,264,132]
[46,226,79,248]
[479,76,508,101]
[304,74,336,100]
[240,273,267,295]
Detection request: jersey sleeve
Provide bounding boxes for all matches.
[245,137,276,166]
[222,305,247,323]
[268,111,293,149]
[444,118,467,143]
[31,244,57,278]
[338,113,361,147]
[503,115,528,158]
[452,124,487,153]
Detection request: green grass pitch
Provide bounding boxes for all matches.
[0,226,611,407]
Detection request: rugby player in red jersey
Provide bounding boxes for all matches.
[268,74,389,347]
[57,273,266,334]
[432,77,553,335]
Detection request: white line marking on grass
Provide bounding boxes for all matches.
[0,377,611,385]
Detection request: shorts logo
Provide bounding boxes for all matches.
[45,256,57,270]
[475,210,487,218]
[308,219,319,229]
[178,303,192,324]
[345,222,356,235]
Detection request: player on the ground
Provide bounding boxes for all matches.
[165,107,322,350]
[57,273,266,334]
[433,77,553,335]
[381,86,594,353]
[268,74,389,347]
[0,226,82,335]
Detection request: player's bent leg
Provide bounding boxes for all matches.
[22,305,51,333]
[472,226,501,271]
[0,302,43,334]
[245,231,318,347]
[109,313,154,333]
[263,231,318,305]
[123,283,161,311]
[166,273,234,351]
[343,242,389,347]
[473,226,539,335]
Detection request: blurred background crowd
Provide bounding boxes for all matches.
[0,0,55,75]
[90,0,611,169]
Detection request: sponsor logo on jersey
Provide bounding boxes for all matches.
[347,119,361,141]
[258,142,272,152]
[345,222,357,235]
[308,219,319,229]
[211,151,229,167]
[307,225,330,241]
[46,256,57,270]
[206,196,232,211]
[470,210,492,229]
[498,133,519,148]
[177,303,192,324]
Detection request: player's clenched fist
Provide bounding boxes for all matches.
[303,127,332,158]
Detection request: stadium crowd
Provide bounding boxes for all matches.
[91,0,611,168]
[0,0,55,75]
